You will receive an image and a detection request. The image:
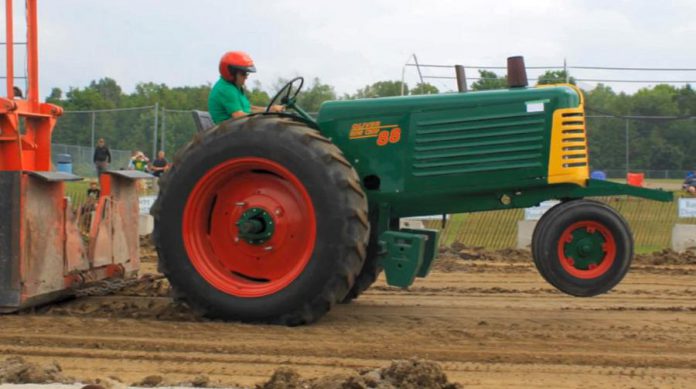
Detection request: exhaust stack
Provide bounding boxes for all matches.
[507,56,528,88]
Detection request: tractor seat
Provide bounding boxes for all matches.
[192,110,214,133]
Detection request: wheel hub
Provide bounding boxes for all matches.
[236,207,275,244]
[564,228,606,269]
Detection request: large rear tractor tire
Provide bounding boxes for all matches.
[152,115,369,325]
[341,216,397,303]
[532,199,633,297]
[341,236,381,303]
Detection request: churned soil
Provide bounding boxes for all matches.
[1,244,696,388]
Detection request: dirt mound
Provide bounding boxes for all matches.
[0,356,72,384]
[120,275,171,298]
[41,296,200,322]
[439,243,531,263]
[634,249,696,265]
[440,243,696,268]
[129,374,213,387]
[258,358,461,389]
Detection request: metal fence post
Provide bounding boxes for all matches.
[625,118,629,176]
[161,108,166,153]
[152,103,159,159]
[90,111,96,150]
[455,65,467,92]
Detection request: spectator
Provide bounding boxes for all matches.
[93,138,111,177]
[149,150,169,178]
[128,150,150,172]
[683,172,696,195]
[86,181,101,200]
[80,181,101,231]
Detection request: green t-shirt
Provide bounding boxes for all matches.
[208,78,251,124]
[133,159,148,172]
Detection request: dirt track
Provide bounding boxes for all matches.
[1,249,696,388]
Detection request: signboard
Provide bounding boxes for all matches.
[139,195,157,215]
[524,200,560,221]
[678,198,696,218]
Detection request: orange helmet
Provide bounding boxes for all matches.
[219,51,256,81]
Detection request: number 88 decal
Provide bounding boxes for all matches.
[377,128,401,146]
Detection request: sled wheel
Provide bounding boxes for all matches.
[533,200,633,297]
[152,115,369,325]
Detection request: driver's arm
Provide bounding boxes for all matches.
[252,105,285,113]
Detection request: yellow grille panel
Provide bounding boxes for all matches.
[547,107,589,186]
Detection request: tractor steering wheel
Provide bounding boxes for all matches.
[266,77,304,112]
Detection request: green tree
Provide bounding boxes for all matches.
[296,78,336,112]
[351,80,406,98]
[410,82,439,95]
[536,70,576,85]
[247,80,270,107]
[470,70,507,91]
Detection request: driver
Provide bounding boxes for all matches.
[208,51,284,124]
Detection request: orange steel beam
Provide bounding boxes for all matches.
[5,0,14,99]
[26,0,38,105]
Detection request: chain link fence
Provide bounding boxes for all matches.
[586,115,696,180]
[429,196,696,251]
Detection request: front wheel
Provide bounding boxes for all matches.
[532,200,633,297]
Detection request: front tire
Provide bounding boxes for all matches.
[152,115,369,325]
[532,200,633,297]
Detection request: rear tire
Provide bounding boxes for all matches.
[533,200,633,297]
[152,115,369,325]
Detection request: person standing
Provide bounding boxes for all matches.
[93,138,111,177]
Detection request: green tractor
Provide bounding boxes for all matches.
[152,57,671,325]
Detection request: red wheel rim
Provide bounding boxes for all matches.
[183,157,316,297]
[557,221,617,279]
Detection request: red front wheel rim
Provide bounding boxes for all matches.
[183,157,316,297]
[557,220,617,279]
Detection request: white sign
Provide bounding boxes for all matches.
[678,198,696,218]
[524,200,560,221]
[139,196,157,215]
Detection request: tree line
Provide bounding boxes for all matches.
[47,71,696,171]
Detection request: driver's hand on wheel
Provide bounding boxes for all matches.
[269,105,285,113]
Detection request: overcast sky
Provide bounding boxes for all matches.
[4,0,696,99]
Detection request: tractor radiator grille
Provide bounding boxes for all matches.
[412,112,546,177]
[547,107,589,184]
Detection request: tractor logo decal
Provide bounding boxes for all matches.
[349,121,401,146]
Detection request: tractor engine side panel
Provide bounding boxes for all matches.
[316,86,582,217]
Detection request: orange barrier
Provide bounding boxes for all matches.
[626,172,644,187]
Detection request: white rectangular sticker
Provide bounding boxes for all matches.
[679,198,696,218]
[526,102,545,113]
